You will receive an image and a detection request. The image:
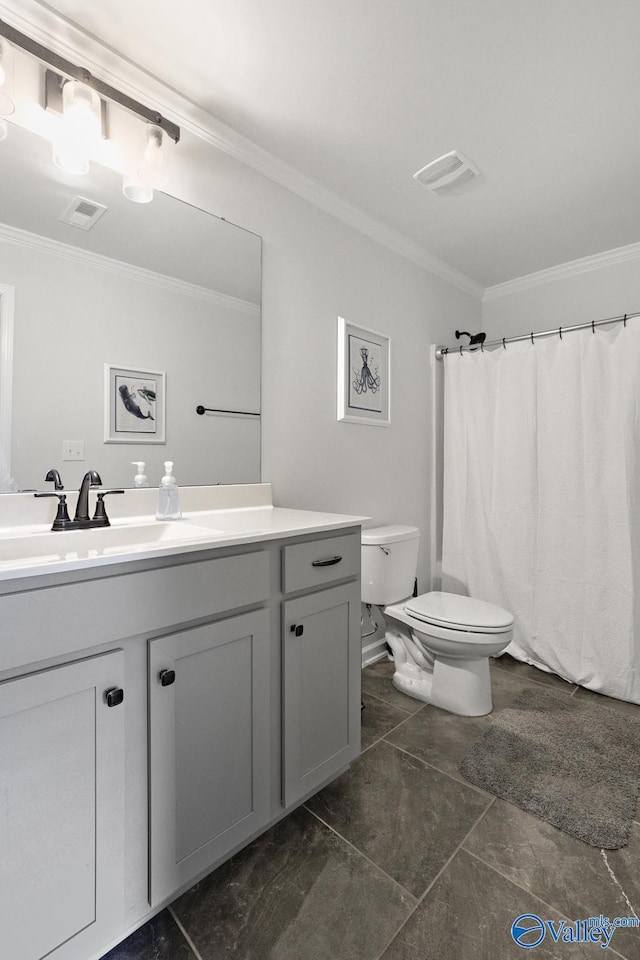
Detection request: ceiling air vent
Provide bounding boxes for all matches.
[59,196,108,230]
[413,151,479,194]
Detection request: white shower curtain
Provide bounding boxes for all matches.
[441,321,640,703]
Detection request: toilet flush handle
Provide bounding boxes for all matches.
[379,545,390,555]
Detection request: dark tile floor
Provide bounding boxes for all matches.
[103,654,640,960]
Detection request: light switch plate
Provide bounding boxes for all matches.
[62,440,85,461]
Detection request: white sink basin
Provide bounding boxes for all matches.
[0,522,223,568]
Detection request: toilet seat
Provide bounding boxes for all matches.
[404,591,513,635]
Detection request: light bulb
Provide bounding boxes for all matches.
[0,40,16,117]
[137,124,171,188]
[52,80,101,175]
[122,174,153,204]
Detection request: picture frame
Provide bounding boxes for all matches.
[337,317,390,425]
[104,364,166,443]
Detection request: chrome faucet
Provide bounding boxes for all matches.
[35,469,124,531]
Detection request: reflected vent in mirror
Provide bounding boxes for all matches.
[59,195,107,230]
[413,150,479,193]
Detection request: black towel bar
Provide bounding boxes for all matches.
[196,405,260,418]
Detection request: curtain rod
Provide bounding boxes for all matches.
[435,310,639,360]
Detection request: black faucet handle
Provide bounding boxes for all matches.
[92,489,125,526]
[34,491,72,529]
[45,468,64,490]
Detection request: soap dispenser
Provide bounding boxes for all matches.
[156,461,181,520]
[131,461,149,488]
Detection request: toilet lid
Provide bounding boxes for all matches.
[404,591,514,633]
[361,525,420,545]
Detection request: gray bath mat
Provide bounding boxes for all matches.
[459,686,640,848]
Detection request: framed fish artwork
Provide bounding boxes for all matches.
[104,364,166,443]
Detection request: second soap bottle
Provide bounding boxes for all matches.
[156,460,182,520]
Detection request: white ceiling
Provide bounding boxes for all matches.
[21,0,640,288]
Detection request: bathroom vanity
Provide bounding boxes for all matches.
[0,484,364,960]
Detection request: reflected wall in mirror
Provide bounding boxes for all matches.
[0,123,261,492]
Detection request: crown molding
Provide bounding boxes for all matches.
[483,240,640,302]
[0,222,260,316]
[0,0,483,300]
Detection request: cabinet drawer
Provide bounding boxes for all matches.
[282,532,360,594]
[0,550,270,673]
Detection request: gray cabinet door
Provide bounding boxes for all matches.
[282,582,361,807]
[0,650,125,960]
[149,609,271,906]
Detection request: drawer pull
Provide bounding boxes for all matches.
[311,555,343,568]
[159,669,176,687]
[290,624,304,637]
[105,687,124,708]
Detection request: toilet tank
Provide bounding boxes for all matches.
[361,525,420,605]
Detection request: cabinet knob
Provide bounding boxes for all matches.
[105,687,124,708]
[290,624,304,637]
[159,668,176,686]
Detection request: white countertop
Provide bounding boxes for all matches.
[0,504,367,582]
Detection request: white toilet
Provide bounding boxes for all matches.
[361,525,514,716]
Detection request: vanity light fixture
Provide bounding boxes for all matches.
[0,37,15,118]
[138,124,172,188]
[0,16,180,184]
[52,78,102,175]
[122,123,174,203]
[122,174,154,204]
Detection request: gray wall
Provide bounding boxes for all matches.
[482,255,640,339]
[165,135,481,588]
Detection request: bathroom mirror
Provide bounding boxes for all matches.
[0,122,261,492]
